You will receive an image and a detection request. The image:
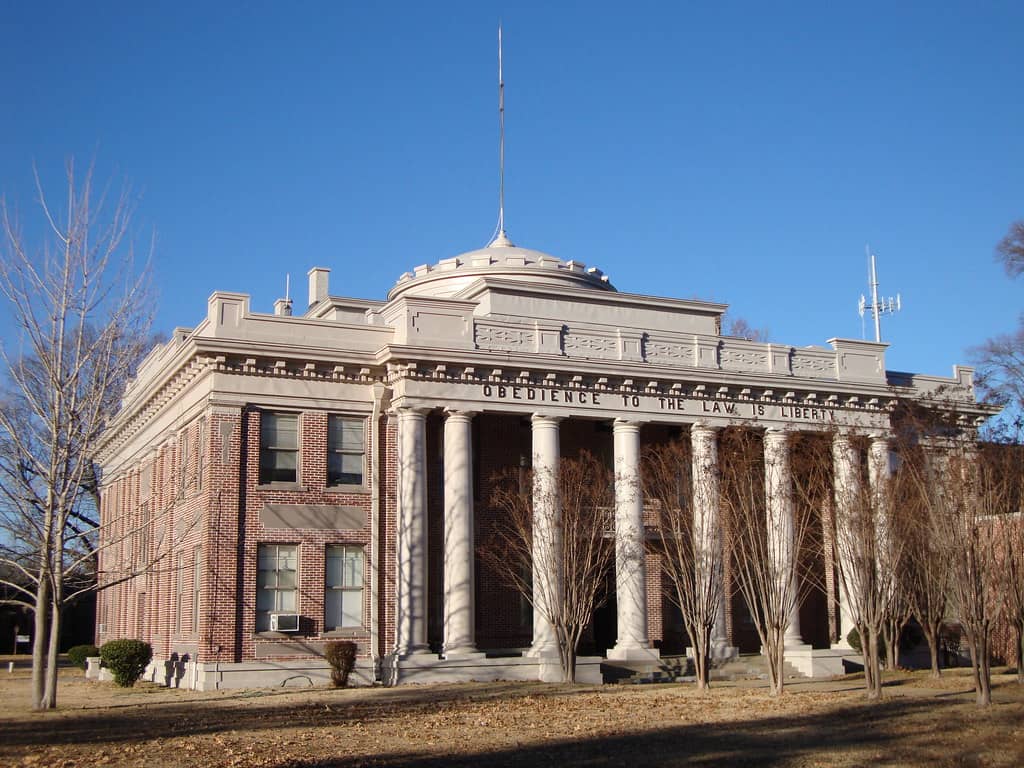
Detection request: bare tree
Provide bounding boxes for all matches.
[484,452,616,682]
[722,315,770,342]
[993,444,1024,684]
[824,432,906,700]
[719,428,820,696]
[900,436,1011,706]
[996,220,1024,279]
[643,435,725,690]
[894,442,950,678]
[0,160,152,709]
[971,219,1024,440]
[1004,523,1024,684]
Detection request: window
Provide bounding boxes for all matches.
[256,544,297,631]
[328,415,365,486]
[260,412,298,484]
[192,545,202,633]
[175,552,186,634]
[325,545,364,630]
[196,418,207,491]
[179,430,191,496]
[136,502,150,569]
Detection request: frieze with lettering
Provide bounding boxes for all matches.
[481,384,837,424]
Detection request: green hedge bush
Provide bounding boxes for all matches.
[99,639,152,687]
[67,644,99,670]
[324,640,357,687]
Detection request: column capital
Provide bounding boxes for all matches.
[531,413,564,427]
[764,427,790,445]
[394,406,432,420]
[612,418,643,433]
[690,422,721,438]
[832,430,856,447]
[443,408,478,422]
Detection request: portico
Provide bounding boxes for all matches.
[386,377,901,682]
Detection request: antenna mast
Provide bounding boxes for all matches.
[857,246,901,342]
[497,24,506,240]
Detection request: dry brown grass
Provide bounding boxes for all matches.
[1,665,1022,767]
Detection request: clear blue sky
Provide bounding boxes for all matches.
[1,1,1020,378]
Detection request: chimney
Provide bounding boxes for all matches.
[274,298,293,316]
[308,267,330,307]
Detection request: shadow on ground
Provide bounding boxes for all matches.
[3,678,1022,767]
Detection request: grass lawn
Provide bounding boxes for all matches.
[1,665,1022,767]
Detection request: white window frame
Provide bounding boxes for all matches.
[192,545,202,634]
[175,552,186,635]
[324,545,365,631]
[256,543,298,632]
[259,412,300,485]
[327,415,366,488]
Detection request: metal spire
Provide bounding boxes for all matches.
[490,24,513,247]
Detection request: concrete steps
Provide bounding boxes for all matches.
[601,653,805,685]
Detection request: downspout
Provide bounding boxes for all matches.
[370,382,385,682]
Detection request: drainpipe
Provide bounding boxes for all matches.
[369,382,385,682]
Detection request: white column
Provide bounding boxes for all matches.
[528,414,562,656]
[691,423,733,657]
[832,432,861,648]
[608,419,658,661]
[395,407,430,656]
[442,410,477,656]
[764,428,802,646]
[869,435,895,600]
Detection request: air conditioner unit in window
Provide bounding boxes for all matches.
[270,613,300,632]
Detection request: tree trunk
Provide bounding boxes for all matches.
[967,633,983,702]
[864,628,882,700]
[883,618,899,671]
[693,624,712,691]
[765,633,785,696]
[976,630,991,707]
[30,576,50,711]
[1016,618,1023,685]
[923,622,941,678]
[42,599,61,709]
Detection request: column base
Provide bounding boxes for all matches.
[786,646,856,678]
[711,640,739,661]
[524,642,561,659]
[396,646,435,660]
[440,648,485,660]
[606,645,661,662]
[686,644,739,662]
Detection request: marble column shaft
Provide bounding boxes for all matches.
[396,408,429,656]
[443,410,477,655]
[691,423,729,649]
[868,435,895,596]
[831,432,862,645]
[764,429,802,646]
[608,419,652,659]
[529,415,562,656]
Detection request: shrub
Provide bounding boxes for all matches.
[324,640,358,687]
[846,627,862,653]
[99,639,153,687]
[67,644,99,670]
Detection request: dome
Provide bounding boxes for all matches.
[387,232,616,300]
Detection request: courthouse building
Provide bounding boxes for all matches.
[94,230,990,689]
